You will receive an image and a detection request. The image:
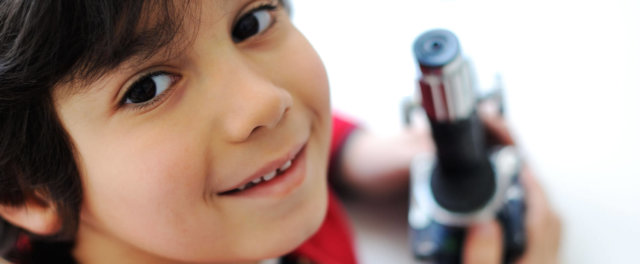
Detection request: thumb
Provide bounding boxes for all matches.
[463,220,503,264]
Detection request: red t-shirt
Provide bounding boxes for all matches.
[289,114,359,264]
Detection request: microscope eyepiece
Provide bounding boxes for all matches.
[413,29,475,123]
[413,29,460,68]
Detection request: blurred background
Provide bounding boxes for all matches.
[292,0,640,263]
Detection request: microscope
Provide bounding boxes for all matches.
[407,29,526,264]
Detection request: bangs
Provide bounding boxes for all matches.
[0,0,192,96]
[69,0,193,85]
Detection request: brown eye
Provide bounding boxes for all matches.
[124,72,172,104]
[232,5,275,42]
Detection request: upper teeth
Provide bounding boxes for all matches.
[279,160,292,173]
[262,171,276,181]
[236,159,294,191]
[252,177,263,184]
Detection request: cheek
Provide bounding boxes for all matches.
[298,47,331,115]
[293,37,333,155]
[271,30,331,120]
[77,130,211,242]
[302,53,331,117]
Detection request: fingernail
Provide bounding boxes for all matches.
[479,100,500,117]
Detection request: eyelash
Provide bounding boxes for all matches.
[247,0,281,18]
[119,71,180,112]
[233,1,282,42]
[251,1,279,12]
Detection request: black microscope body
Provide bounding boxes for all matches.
[408,29,526,264]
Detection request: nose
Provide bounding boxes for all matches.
[219,67,293,143]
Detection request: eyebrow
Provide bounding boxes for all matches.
[112,11,193,71]
[121,36,187,71]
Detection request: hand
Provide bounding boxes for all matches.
[463,167,562,264]
[340,125,433,198]
[463,102,562,264]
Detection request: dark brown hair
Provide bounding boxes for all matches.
[0,0,189,257]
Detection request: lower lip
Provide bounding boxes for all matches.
[222,146,307,198]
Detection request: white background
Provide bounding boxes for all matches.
[293,0,640,263]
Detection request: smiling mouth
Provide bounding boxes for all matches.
[217,147,303,196]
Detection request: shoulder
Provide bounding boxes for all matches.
[289,190,358,264]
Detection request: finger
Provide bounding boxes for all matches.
[520,166,558,227]
[463,220,503,264]
[478,100,515,146]
[516,166,562,264]
[520,166,549,211]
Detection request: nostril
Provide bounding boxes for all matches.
[250,106,288,136]
[250,126,263,136]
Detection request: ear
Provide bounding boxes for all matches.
[0,194,62,236]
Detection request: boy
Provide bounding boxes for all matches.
[0,0,559,263]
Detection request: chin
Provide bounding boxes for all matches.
[249,135,331,260]
[262,179,329,259]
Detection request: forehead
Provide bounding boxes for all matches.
[56,0,291,99]
[57,0,244,94]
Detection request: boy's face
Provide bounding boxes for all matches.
[53,1,331,262]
